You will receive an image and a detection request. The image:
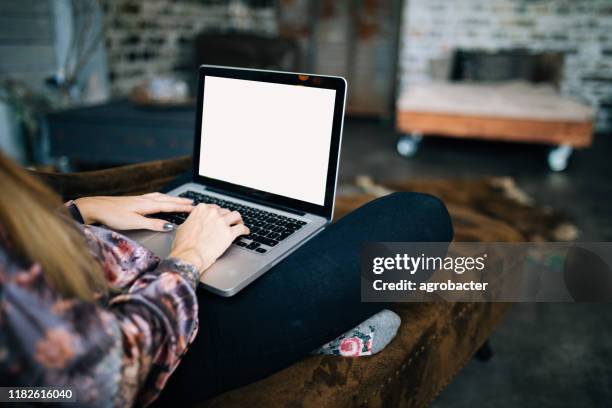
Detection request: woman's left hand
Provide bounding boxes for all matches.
[74,193,194,231]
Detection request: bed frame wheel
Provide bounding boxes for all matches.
[397,132,423,158]
[475,339,494,362]
[548,145,573,172]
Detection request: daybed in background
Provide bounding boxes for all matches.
[395,50,595,171]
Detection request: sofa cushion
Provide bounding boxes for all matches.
[197,301,509,408]
[31,159,573,408]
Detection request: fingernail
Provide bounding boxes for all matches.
[163,223,175,231]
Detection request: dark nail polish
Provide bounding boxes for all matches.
[163,223,175,231]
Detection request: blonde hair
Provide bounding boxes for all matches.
[0,152,107,301]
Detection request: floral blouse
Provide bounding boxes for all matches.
[0,204,199,407]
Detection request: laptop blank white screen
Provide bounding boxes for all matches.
[198,76,337,206]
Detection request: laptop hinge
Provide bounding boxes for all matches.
[203,186,307,216]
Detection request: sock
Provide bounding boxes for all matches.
[312,309,401,357]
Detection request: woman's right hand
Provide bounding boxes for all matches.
[169,204,249,274]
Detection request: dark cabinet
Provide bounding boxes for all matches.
[47,100,195,165]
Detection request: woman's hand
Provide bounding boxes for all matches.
[74,193,194,231]
[169,204,249,273]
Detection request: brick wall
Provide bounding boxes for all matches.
[101,0,611,131]
[101,0,276,95]
[399,0,612,132]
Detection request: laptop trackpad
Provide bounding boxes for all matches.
[139,232,175,259]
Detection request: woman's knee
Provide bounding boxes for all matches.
[379,192,454,242]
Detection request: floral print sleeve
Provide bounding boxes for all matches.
[0,223,199,407]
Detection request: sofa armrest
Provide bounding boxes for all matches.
[30,156,191,201]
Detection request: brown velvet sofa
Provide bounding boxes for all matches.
[32,156,512,408]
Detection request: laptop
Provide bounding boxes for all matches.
[125,65,347,297]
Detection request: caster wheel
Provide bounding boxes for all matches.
[397,133,422,158]
[548,145,573,172]
[475,340,494,362]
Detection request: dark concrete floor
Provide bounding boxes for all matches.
[338,118,612,241]
[339,118,612,407]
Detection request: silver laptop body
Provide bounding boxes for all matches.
[124,65,347,297]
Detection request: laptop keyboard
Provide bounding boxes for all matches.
[149,190,307,254]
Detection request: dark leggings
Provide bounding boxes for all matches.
[156,192,453,405]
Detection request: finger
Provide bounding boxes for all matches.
[153,198,195,209]
[142,201,194,214]
[230,223,249,237]
[189,203,212,217]
[203,204,220,213]
[143,192,164,198]
[188,203,207,216]
[219,208,230,215]
[224,211,243,225]
[151,194,194,205]
[126,215,176,232]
